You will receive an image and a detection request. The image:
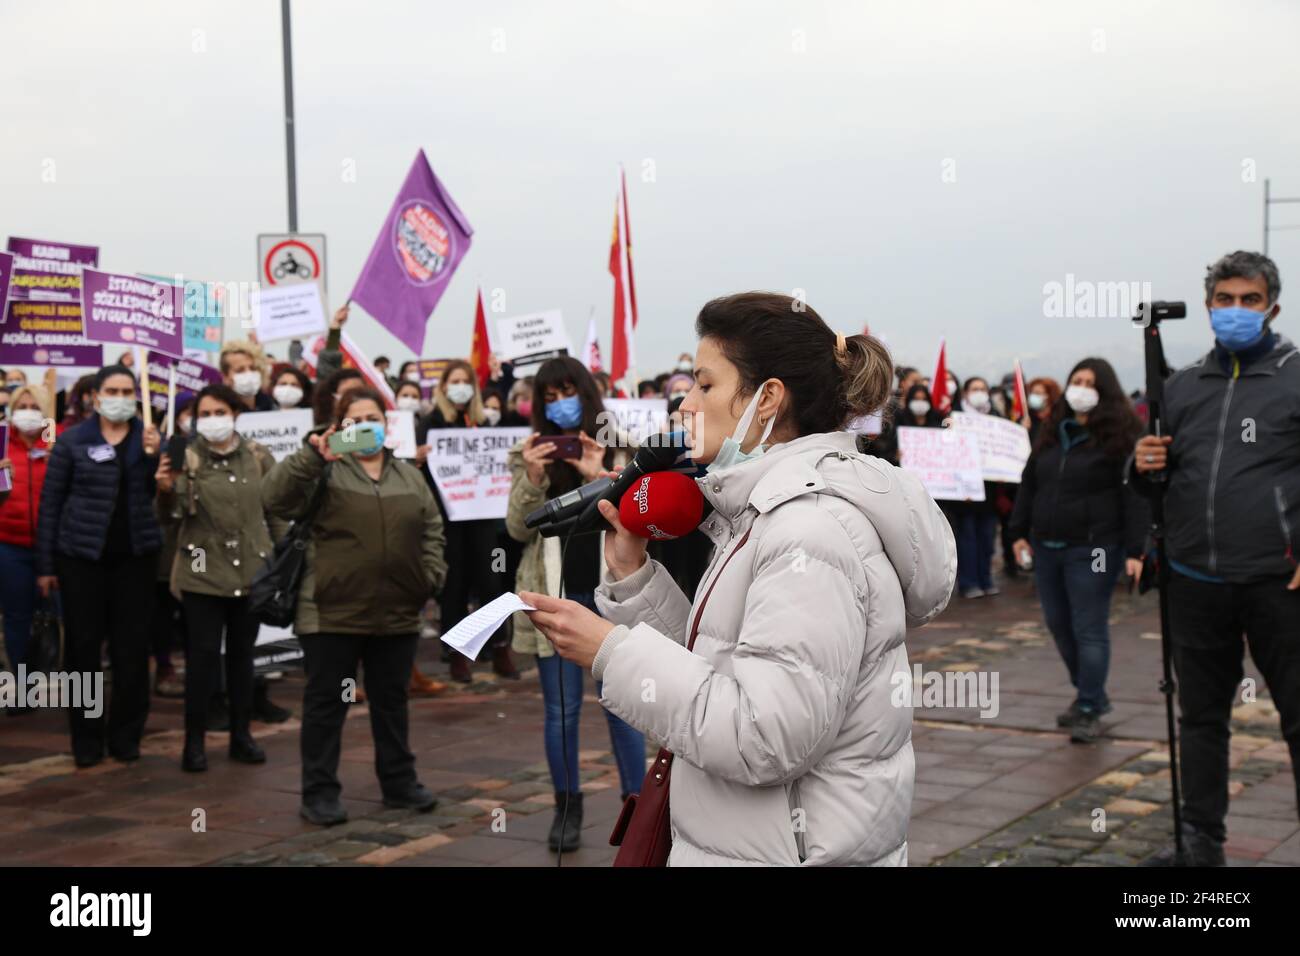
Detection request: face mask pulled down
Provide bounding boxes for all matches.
[704,381,775,474]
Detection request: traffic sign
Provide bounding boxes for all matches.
[257,233,326,289]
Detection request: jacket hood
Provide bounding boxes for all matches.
[698,430,956,627]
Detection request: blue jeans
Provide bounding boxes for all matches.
[1033,541,1121,713]
[955,511,997,592]
[0,542,37,666]
[536,591,646,796]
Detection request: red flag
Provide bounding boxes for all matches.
[932,338,951,414]
[469,286,491,389]
[621,167,639,337]
[1011,359,1029,425]
[608,169,637,387]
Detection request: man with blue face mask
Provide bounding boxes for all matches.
[1130,250,1300,867]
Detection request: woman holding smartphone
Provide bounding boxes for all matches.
[419,361,518,683]
[262,387,448,826]
[520,294,956,866]
[505,356,646,853]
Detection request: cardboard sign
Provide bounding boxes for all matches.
[385,409,418,458]
[427,427,530,521]
[601,398,668,442]
[948,411,1031,483]
[897,426,985,502]
[234,408,314,462]
[250,282,327,342]
[493,309,570,366]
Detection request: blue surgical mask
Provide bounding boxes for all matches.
[705,381,775,474]
[354,420,386,453]
[545,395,583,429]
[1210,305,1272,352]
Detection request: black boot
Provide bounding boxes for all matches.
[181,729,208,772]
[252,678,291,723]
[547,791,583,853]
[229,730,267,764]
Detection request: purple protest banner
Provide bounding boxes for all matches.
[0,252,13,319]
[80,269,185,359]
[5,237,100,303]
[144,351,224,418]
[0,237,103,367]
[349,150,473,354]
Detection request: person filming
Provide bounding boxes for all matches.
[1132,250,1300,866]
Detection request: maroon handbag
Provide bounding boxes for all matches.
[609,529,752,867]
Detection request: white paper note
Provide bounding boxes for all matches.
[440,592,536,661]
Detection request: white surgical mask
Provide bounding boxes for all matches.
[908,400,931,418]
[98,396,137,422]
[704,381,775,474]
[196,414,235,444]
[483,407,502,426]
[446,382,475,405]
[397,396,421,413]
[1028,392,1047,411]
[966,390,991,413]
[273,384,304,408]
[404,372,420,383]
[669,390,689,402]
[233,370,262,397]
[676,360,693,372]
[177,416,193,435]
[11,409,44,436]
[1065,384,1099,414]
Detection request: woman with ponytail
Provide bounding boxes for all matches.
[520,292,957,866]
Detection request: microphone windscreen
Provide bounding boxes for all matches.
[618,471,705,540]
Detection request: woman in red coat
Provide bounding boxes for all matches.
[0,384,58,669]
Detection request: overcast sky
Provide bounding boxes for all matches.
[3,0,1298,390]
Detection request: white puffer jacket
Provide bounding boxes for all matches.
[593,431,956,866]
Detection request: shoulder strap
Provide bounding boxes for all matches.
[686,528,751,652]
[296,462,334,530]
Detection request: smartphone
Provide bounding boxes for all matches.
[537,435,582,460]
[329,426,384,457]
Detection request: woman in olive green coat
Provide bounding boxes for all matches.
[156,384,285,773]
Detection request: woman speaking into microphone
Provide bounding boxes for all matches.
[522,292,957,866]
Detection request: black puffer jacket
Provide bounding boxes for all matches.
[1128,334,1300,581]
[36,414,162,573]
[1009,421,1148,557]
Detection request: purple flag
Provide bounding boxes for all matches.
[81,268,185,359]
[349,150,473,354]
[0,237,103,367]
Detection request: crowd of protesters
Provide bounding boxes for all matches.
[1,249,1297,867]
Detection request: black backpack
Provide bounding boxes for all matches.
[248,464,332,627]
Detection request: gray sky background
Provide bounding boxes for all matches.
[3,0,1299,391]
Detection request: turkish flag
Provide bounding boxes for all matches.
[469,287,491,389]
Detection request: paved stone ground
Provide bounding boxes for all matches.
[0,566,1294,867]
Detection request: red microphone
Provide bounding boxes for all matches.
[618,471,705,540]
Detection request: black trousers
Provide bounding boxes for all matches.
[300,632,420,803]
[1167,572,1300,842]
[57,552,157,761]
[440,519,508,654]
[180,591,259,737]
[151,581,185,668]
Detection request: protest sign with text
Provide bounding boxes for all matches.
[601,397,668,442]
[494,309,571,367]
[897,426,985,501]
[81,269,185,358]
[234,409,314,462]
[948,410,1031,483]
[0,237,102,366]
[427,427,530,521]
